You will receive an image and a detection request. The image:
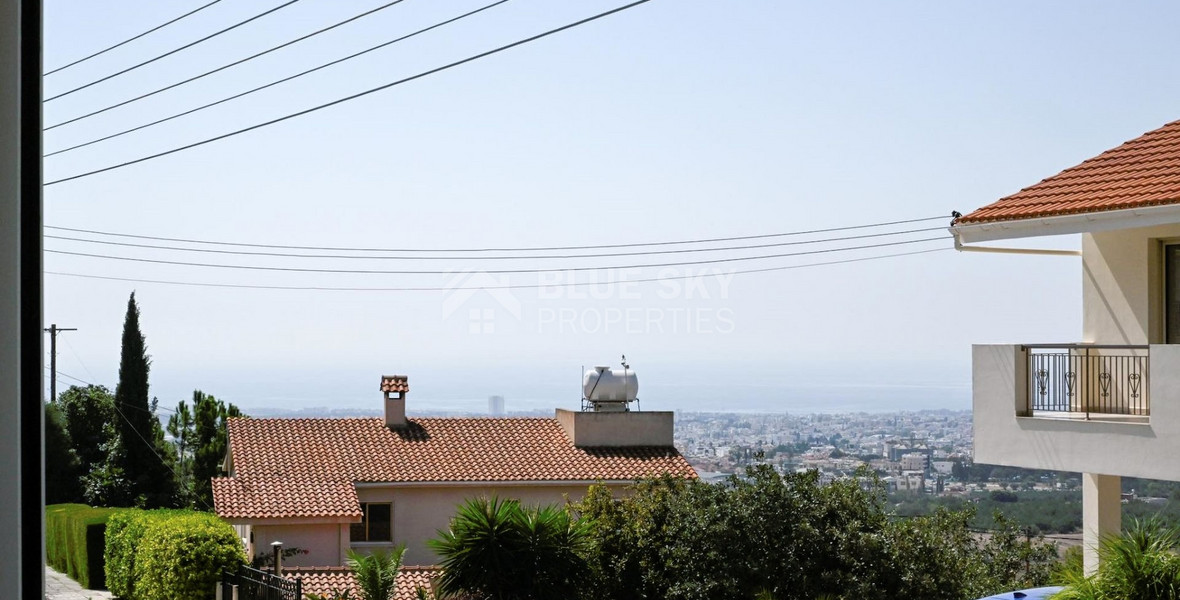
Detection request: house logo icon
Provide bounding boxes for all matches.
[441,271,523,334]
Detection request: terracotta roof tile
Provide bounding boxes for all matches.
[289,565,446,600]
[957,119,1180,225]
[380,375,409,393]
[214,417,696,519]
[212,477,362,520]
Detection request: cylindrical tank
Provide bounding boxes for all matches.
[582,366,639,402]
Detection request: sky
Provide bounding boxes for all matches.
[39,0,1180,414]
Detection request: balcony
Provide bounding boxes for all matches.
[1024,344,1149,421]
[972,344,1180,482]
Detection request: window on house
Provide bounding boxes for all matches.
[351,503,392,542]
[1168,244,1180,344]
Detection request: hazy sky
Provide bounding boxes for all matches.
[39,1,1180,413]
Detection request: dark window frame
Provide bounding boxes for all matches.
[351,502,392,543]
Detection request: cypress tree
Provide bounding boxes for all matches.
[114,292,176,507]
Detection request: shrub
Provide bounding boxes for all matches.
[45,503,118,589]
[104,509,180,599]
[132,512,246,600]
[1054,518,1180,600]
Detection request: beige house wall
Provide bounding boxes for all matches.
[251,523,350,568]
[1082,224,1180,345]
[355,483,623,565]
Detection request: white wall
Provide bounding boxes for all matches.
[555,409,674,447]
[973,344,1180,480]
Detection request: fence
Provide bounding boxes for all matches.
[219,564,301,600]
[1025,344,1149,417]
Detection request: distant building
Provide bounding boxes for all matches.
[488,394,505,415]
[931,460,955,476]
[900,452,928,472]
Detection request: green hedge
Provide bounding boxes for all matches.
[104,509,180,599]
[45,503,118,589]
[133,512,246,600]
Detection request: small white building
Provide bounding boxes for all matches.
[952,118,1180,575]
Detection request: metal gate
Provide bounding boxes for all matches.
[219,564,302,600]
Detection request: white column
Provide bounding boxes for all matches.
[1082,472,1121,576]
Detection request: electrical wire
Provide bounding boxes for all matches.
[43,0,654,185]
[44,0,305,103]
[111,401,212,510]
[44,0,514,154]
[45,226,948,260]
[45,236,950,274]
[46,0,418,131]
[46,367,177,414]
[44,0,224,76]
[44,247,953,292]
[44,215,951,253]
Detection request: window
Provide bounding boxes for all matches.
[351,503,392,542]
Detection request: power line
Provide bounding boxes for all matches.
[44,0,224,76]
[45,226,948,261]
[44,247,953,292]
[43,0,514,155]
[46,0,416,131]
[111,401,211,510]
[45,236,950,275]
[44,0,304,103]
[44,215,951,253]
[44,367,176,414]
[43,0,654,185]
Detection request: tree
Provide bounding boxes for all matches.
[44,401,82,504]
[167,399,195,505]
[56,384,116,477]
[346,547,405,600]
[430,497,591,600]
[192,390,242,509]
[114,292,176,507]
[574,465,1058,600]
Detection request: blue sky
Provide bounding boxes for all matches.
[39,1,1180,413]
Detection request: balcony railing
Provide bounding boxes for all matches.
[1024,344,1149,418]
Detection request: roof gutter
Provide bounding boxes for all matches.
[950,202,1180,244]
[950,232,1080,257]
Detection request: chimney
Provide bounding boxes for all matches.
[381,374,409,428]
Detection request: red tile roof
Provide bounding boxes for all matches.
[214,417,695,520]
[211,477,362,520]
[956,119,1180,225]
[380,375,409,393]
[289,565,445,600]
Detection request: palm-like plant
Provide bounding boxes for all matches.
[1053,518,1180,600]
[429,496,590,600]
[346,546,406,600]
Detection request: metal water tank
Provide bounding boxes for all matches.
[583,366,639,402]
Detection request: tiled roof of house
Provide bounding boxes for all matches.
[211,477,362,520]
[380,375,409,393]
[289,565,444,600]
[214,416,695,519]
[956,119,1180,225]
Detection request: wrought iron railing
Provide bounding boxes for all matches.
[1024,344,1149,418]
[220,564,302,600]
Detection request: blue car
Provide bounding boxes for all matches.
[977,587,1063,600]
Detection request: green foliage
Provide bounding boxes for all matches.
[1052,546,1084,585]
[575,466,1058,600]
[132,511,246,600]
[430,496,591,600]
[167,398,195,505]
[45,503,118,590]
[1054,519,1180,600]
[56,384,122,504]
[346,547,406,600]
[104,508,174,599]
[305,591,354,600]
[45,401,83,504]
[192,390,242,509]
[115,292,177,508]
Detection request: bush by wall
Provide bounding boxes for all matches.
[45,503,118,589]
[104,509,182,599]
[132,512,246,600]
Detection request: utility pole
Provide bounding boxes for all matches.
[43,324,76,402]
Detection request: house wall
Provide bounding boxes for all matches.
[251,523,350,568]
[972,344,1180,481]
[555,409,674,446]
[1082,225,1180,345]
[354,483,622,565]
